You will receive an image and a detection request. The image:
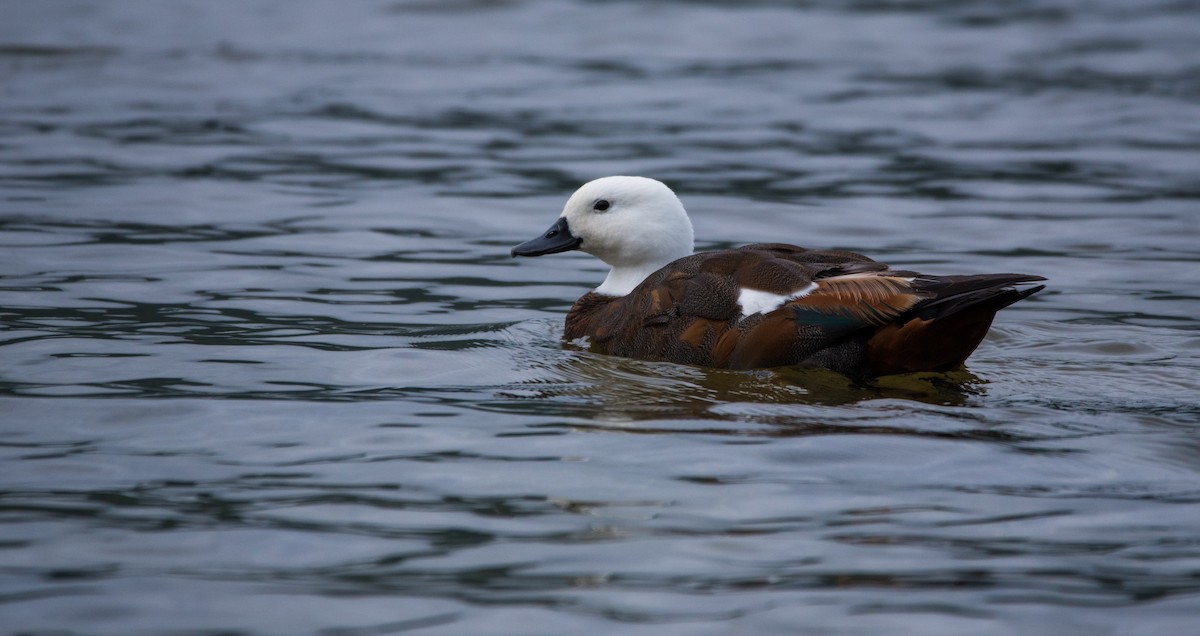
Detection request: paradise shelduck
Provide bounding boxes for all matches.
[511,176,1045,378]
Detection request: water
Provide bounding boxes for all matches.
[2,0,1199,633]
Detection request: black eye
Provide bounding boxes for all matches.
[593,199,610,212]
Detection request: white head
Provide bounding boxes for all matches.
[511,176,695,296]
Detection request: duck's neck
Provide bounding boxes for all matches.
[594,261,671,297]
[591,228,695,297]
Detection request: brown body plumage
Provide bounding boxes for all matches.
[561,243,1044,377]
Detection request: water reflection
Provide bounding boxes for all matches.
[500,345,989,422]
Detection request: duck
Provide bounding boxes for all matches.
[511,176,1045,378]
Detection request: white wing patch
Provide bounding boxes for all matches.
[737,283,818,319]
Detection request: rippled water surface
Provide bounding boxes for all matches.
[2,1,1199,634]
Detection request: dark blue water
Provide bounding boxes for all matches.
[2,1,1199,634]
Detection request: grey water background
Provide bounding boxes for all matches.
[2,0,1199,634]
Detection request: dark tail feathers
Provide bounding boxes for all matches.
[915,274,1046,321]
[859,273,1045,376]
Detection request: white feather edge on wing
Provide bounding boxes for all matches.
[736,282,819,319]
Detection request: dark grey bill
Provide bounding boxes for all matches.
[511,217,582,257]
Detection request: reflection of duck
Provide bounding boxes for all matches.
[512,176,1044,378]
[501,339,986,426]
